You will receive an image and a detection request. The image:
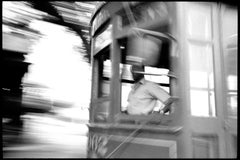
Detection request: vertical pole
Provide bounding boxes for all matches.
[176,2,192,158]
[90,36,98,123]
[109,15,121,122]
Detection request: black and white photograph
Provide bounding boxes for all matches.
[2,1,237,158]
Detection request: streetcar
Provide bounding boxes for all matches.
[87,2,237,158]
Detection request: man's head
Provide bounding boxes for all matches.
[130,64,144,82]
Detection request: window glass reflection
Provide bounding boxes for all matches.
[190,90,211,117]
[187,4,212,40]
[221,6,238,118]
[188,43,215,117]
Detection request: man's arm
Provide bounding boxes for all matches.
[148,82,171,103]
[147,82,176,114]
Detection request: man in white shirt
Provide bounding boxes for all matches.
[126,64,174,115]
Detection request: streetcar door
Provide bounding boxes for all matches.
[179,2,237,158]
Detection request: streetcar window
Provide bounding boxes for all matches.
[92,22,112,98]
[90,47,111,122]
[186,4,216,117]
[188,43,216,117]
[120,65,170,114]
[119,36,172,115]
[221,5,238,118]
[95,49,111,98]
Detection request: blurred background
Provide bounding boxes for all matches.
[2,1,105,158]
[2,1,238,158]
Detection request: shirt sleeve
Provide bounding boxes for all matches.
[147,82,170,103]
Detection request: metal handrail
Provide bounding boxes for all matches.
[105,109,168,158]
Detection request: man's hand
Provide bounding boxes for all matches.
[152,110,164,114]
[159,110,164,114]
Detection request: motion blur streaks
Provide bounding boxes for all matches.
[2,1,97,158]
[3,113,88,158]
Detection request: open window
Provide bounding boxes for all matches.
[116,2,178,121]
[91,47,112,123]
[116,30,176,123]
[90,2,178,124]
[96,49,111,98]
[91,23,112,123]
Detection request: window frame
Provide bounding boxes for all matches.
[114,33,178,124]
[90,2,179,125]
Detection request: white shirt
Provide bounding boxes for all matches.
[127,78,170,115]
